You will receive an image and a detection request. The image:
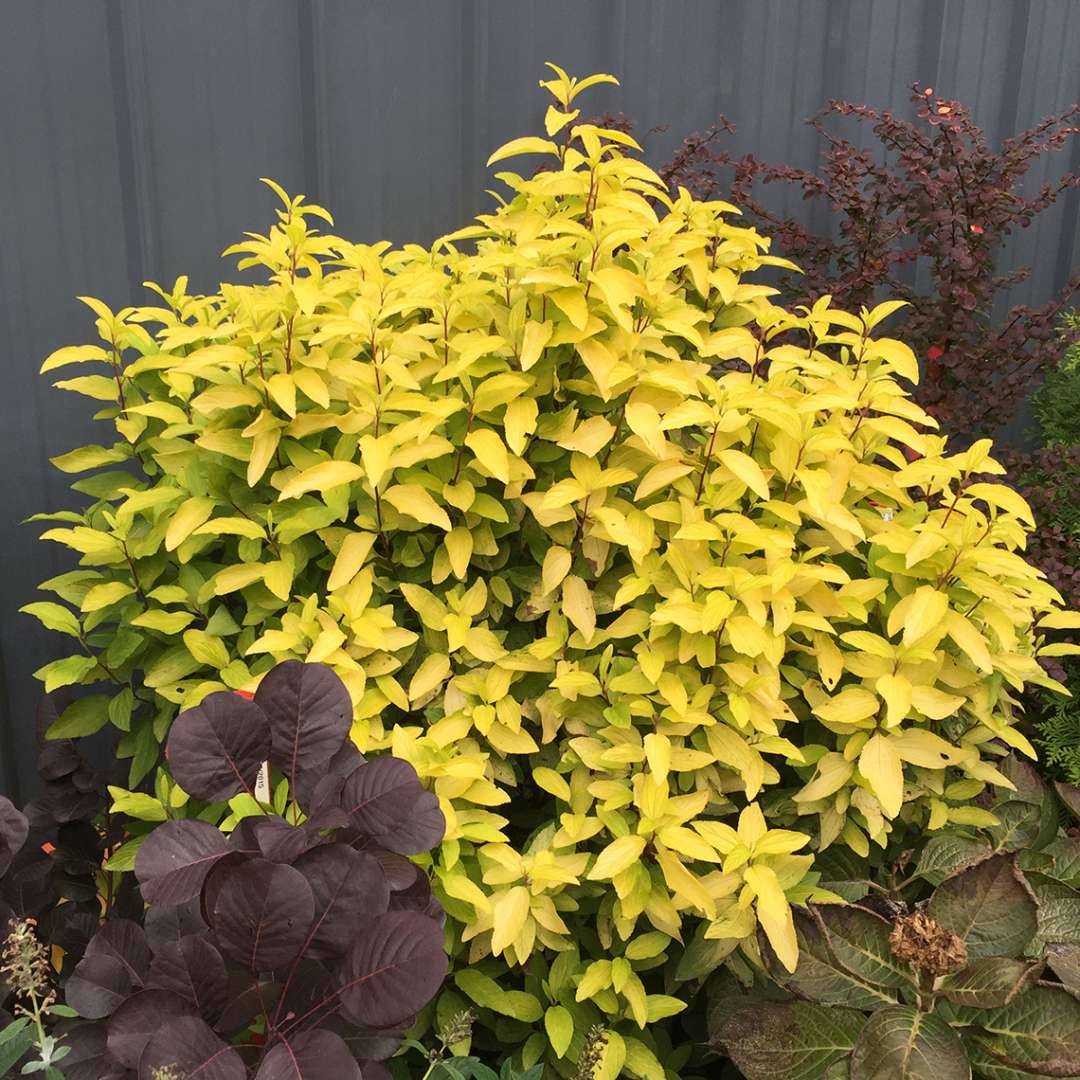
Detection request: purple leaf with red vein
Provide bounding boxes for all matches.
[338,911,447,1028]
[254,1030,362,1080]
[293,846,389,962]
[210,858,314,972]
[255,660,352,793]
[135,819,231,905]
[166,691,271,802]
[138,1014,246,1080]
[339,758,445,855]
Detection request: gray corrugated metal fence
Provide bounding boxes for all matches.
[1,0,1078,797]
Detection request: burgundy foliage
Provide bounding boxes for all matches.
[3,661,447,1079]
[648,85,1080,440]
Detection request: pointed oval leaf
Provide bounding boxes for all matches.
[67,920,151,1019]
[255,1030,362,1080]
[0,797,28,877]
[254,660,352,791]
[719,1001,864,1080]
[939,956,1044,1009]
[210,858,314,972]
[135,820,232,906]
[850,1006,969,1079]
[293,845,390,961]
[146,936,229,1023]
[928,853,1037,960]
[138,1013,246,1080]
[107,989,197,1069]
[972,985,1080,1075]
[338,758,445,855]
[166,692,271,802]
[338,911,447,1028]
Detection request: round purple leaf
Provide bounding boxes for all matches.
[66,920,150,1019]
[138,1014,246,1080]
[338,911,447,1029]
[255,661,352,793]
[166,691,271,802]
[255,1030,362,1080]
[144,897,207,950]
[58,1020,130,1080]
[0,796,29,877]
[293,846,390,961]
[134,819,231,906]
[107,989,197,1069]
[147,936,228,1023]
[210,858,314,972]
[339,758,445,855]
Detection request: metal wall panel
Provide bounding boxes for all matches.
[1,0,1078,796]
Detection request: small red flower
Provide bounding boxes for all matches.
[927,345,944,361]
[234,689,255,700]
[40,842,56,856]
[969,223,984,235]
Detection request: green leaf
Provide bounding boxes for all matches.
[33,654,98,693]
[0,1019,30,1047]
[760,908,898,1010]
[19,602,81,638]
[454,970,542,1022]
[46,694,111,739]
[103,834,149,872]
[928,854,1037,960]
[46,1006,78,1019]
[814,904,914,990]
[107,787,167,822]
[914,832,992,886]
[544,1005,573,1058]
[719,1001,863,1080]
[0,1026,32,1076]
[49,443,129,474]
[1026,872,1080,950]
[849,1006,969,1079]
[972,986,1080,1075]
[1046,943,1080,994]
[939,956,1043,1008]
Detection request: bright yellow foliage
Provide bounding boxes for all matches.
[29,63,1079,1077]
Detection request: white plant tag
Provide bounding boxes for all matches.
[254,761,271,803]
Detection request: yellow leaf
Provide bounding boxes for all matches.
[279,461,364,501]
[718,448,770,500]
[293,367,329,408]
[408,653,450,702]
[859,733,904,818]
[266,372,296,417]
[744,864,798,972]
[165,497,215,552]
[81,582,135,612]
[465,429,510,483]
[532,767,571,801]
[504,396,539,454]
[445,526,474,579]
[587,834,647,880]
[891,728,961,769]
[576,337,617,395]
[562,575,596,642]
[644,733,670,783]
[945,611,994,673]
[490,885,531,955]
[793,753,853,803]
[542,546,572,596]
[545,1004,574,1058]
[519,321,553,371]
[360,435,393,489]
[327,532,376,591]
[212,564,266,596]
[486,135,560,166]
[594,1031,626,1080]
[383,484,452,530]
[813,688,880,726]
[625,402,665,457]
[875,673,912,727]
[41,344,110,373]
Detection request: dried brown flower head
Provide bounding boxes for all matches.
[889,911,968,976]
[438,1008,476,1052]
[573,1025,609,1080]
[0,919,53,1003]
